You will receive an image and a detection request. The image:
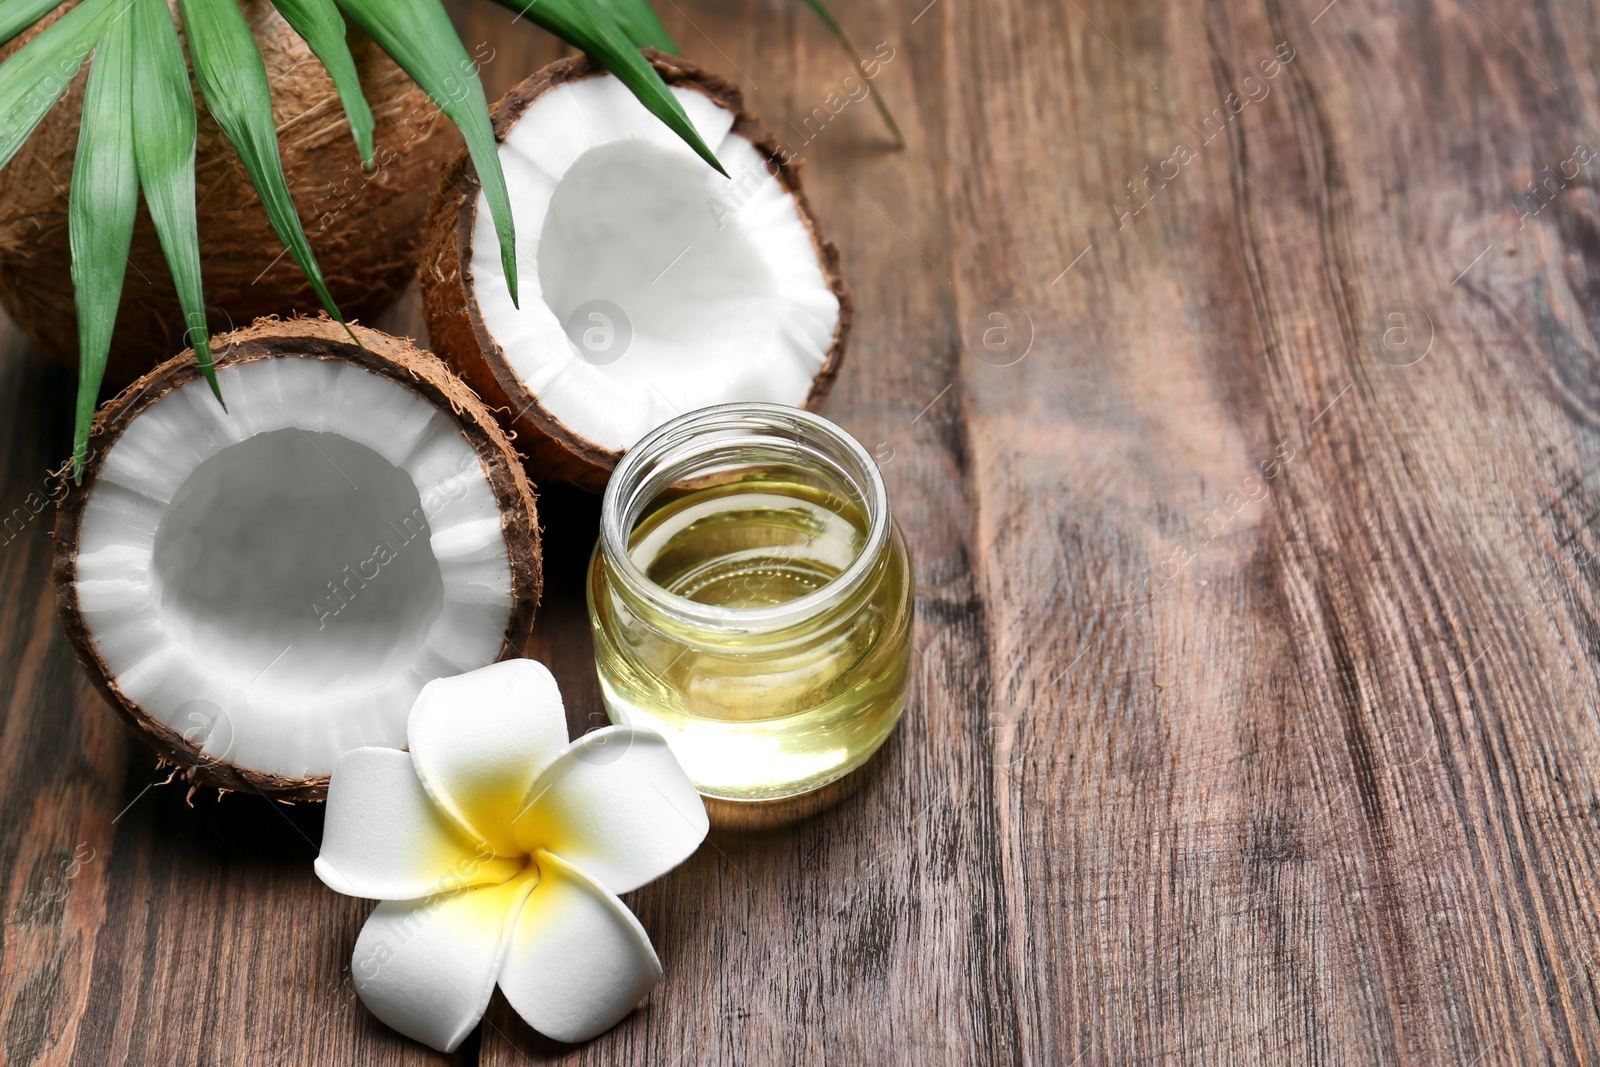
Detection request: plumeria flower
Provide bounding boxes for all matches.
[314,659,708,1052]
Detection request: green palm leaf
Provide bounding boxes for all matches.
[335,0,520,306]
[175,0,347,331]
[270,0,374,166]
[592,0,676,53]
[2,0,821,468]
[69,0,137,475]
[799,0,901,147]
[0,0,66,47]
[0,0,117,170]
[489,0,725,176]
[131,0,221,406]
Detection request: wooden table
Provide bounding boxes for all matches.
[5,0,1600,1062]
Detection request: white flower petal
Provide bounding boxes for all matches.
[512,728,708,895]
[498,850,662,1043]
[316,747,521,900]
[408,659,570,854]
[351,867,539,1053]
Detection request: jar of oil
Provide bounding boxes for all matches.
[588,403,912,810]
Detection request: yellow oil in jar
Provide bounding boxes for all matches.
[589,469,912,802]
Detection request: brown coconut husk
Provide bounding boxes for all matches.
[0,1,462,390]
[421,50,853,493]
[52,316,543,802]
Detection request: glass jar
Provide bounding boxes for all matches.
[588,402,913,805]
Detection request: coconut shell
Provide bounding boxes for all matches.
[421,50,854,493]
[0,1,463,390]
[52,316,543,802]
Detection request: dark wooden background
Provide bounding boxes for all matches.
[5,0,1600,1062]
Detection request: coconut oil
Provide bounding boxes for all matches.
[589,404,912,804]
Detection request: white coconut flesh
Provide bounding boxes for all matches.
[73,357,515,779]
[469,77,841,453]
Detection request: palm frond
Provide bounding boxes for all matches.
[131,0,220,403]
[0,0,67,47]
[488,0,726,176]
[0,0,818,462]
[271,0,375,165]
[592,0,676,53]
[69,1,137,475]
[176,0,349,333]
[0,0,118,170]
[335,0,521,306]
[799,0,902,147]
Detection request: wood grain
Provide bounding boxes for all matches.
[2,0,1599,1062]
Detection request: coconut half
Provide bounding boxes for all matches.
[53,318,542,800]
[423,52,852,492]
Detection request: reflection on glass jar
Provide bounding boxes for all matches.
[588,403,913,803]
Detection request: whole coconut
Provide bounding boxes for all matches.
[0,0,463,388]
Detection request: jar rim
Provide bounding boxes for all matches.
[600,402,890,630]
